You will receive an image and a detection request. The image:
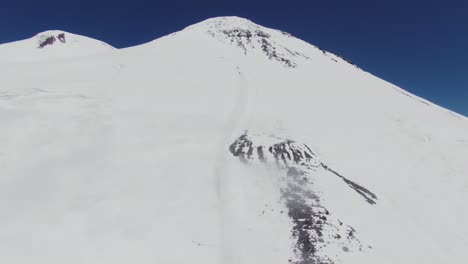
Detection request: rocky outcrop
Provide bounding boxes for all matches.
[57,33,66,43]
[229,132,377,263]
[38,33,66,48]
[38,35,56,48]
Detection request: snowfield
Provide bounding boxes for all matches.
[0,16,467,264]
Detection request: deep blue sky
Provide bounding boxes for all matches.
[2,0,467,116]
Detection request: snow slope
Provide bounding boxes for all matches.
[0,16,467,264]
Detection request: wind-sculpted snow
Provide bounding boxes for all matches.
[229,132,376,263]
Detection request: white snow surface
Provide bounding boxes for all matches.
[0,16,467,264]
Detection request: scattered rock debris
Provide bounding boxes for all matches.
[229,132,376,263]
[213,27,298,68]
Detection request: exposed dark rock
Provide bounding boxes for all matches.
[280,31,293,37]
[229,132,376,263]
[255,30,271,38]
[38,33,66,48]
[57,33,66,43]
[257,146,266,162]
[38,36,56,48]
[335,54,360,69]
[320,163,378,205]
[219,28,297,68]
[260,38,296,68]
[229,134,253,163]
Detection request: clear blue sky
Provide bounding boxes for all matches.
[2,0,467,116]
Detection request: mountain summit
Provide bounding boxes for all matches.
[0,17,467,264]
[177,16,350,68]
[0,30,114,63]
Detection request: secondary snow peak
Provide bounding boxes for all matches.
[32,30,115,51]
[36,30,68,48]
[0,30,115,63]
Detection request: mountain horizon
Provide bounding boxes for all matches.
[2,16,466,118]
[0,16,464,118]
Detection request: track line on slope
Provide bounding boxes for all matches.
[214,65,251,199]
[213,64,255,264]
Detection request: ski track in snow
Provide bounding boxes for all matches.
[214,65,249,198]
[213,63,253,264]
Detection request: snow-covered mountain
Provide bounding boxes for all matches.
[0,16,467,264]
[0,30,114,63]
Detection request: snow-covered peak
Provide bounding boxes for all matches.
[176,17,303,67]
[32,30,115,50]
[0,30,115,64]
[185,16,261,32]
[177,16,350,69]
[182,16,275,47]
